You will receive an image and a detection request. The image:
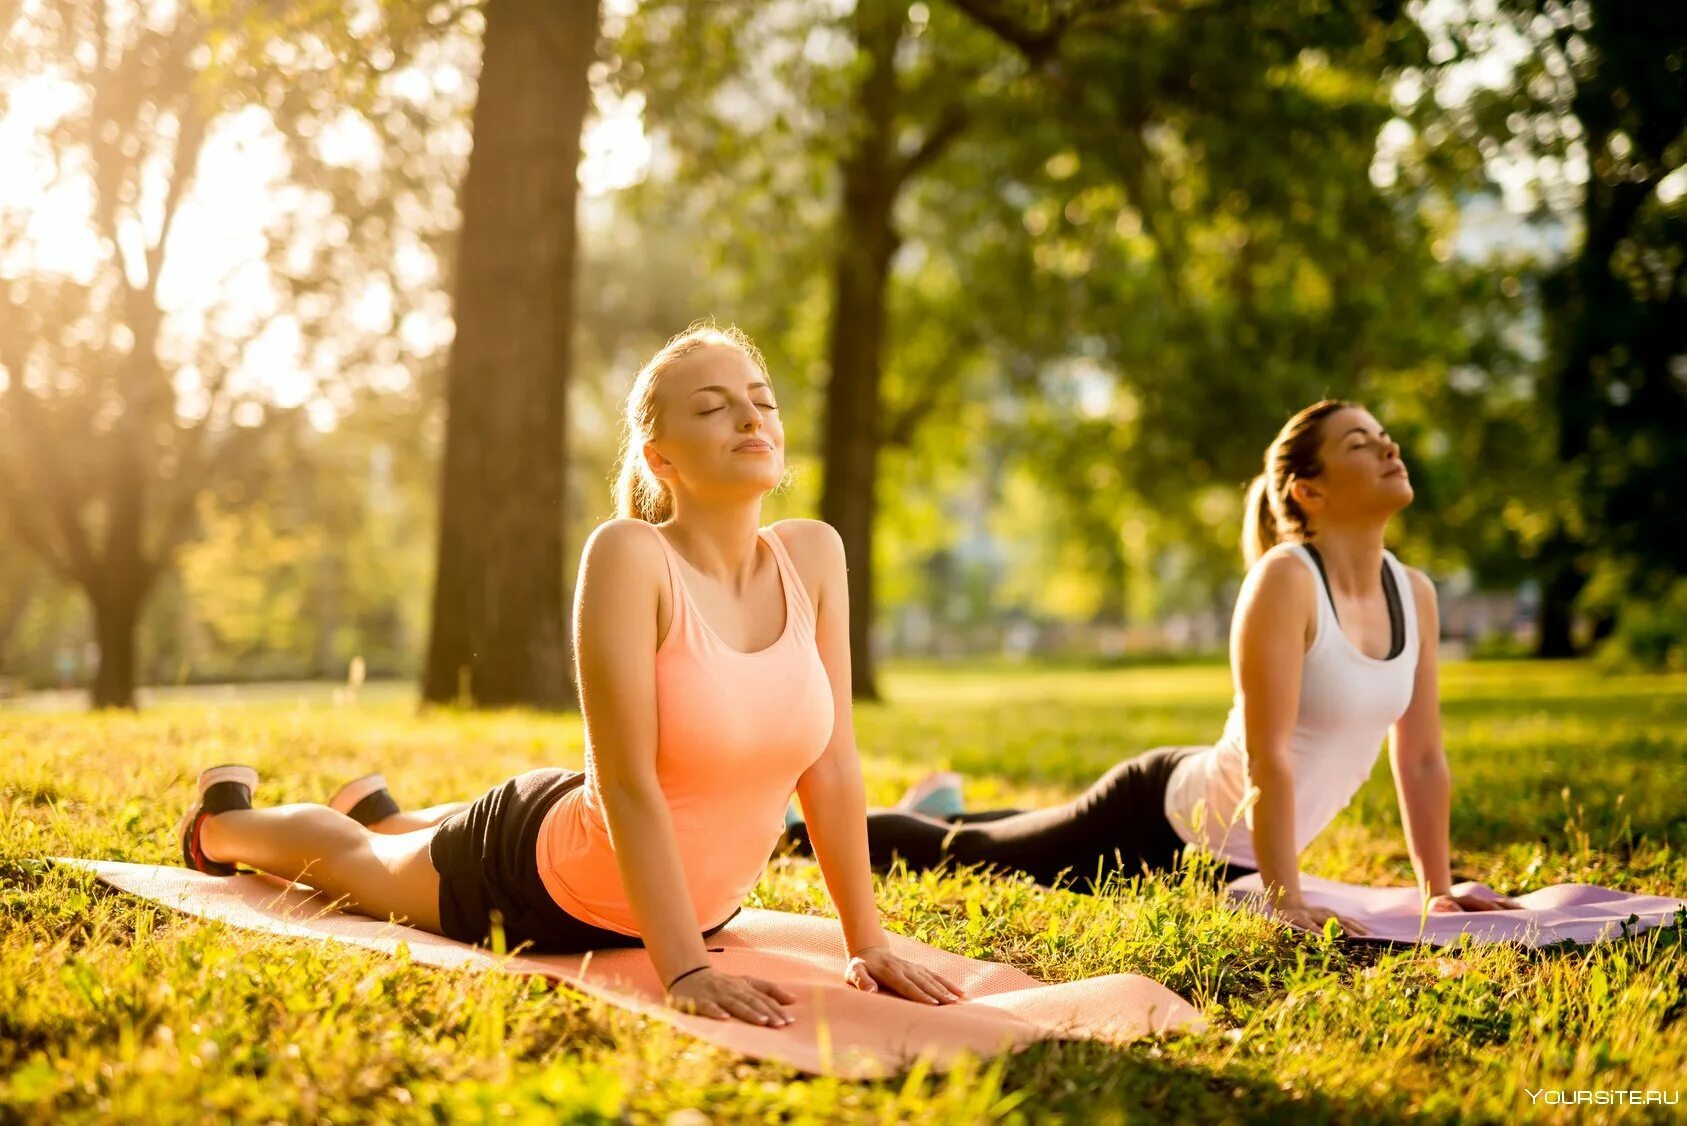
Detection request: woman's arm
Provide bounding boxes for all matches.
[575,521,792,1024]
[1386,569,1454,900]
[1236,552,1369,935]
[1234,552,1316,909]
[780,521,960,1004]
[1387,569,1521,912]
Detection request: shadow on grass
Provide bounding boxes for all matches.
[984,1036,1454,1125]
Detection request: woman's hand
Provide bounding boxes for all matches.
[1273,899,1372,937]
[665,967,797,1027]
[1427,890,1524,913]
[845,945,965,1005]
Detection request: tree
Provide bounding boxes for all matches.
[619,0,1454,680]
[0,2,258,708]
[0,1,472,707]
[420,0,600,710]
[816,0,979,699]
[622,1,1060,697]
[949,0,1441,581]
[1418,1,1687,655]
[0,506,41,675]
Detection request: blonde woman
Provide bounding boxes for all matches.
[176,323,962,1025]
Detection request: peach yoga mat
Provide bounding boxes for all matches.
[1227,872,1687,948]
[57,859,1205,1078]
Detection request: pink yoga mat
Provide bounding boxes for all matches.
[57,860,1204,1078]
[1227,873,1687,947]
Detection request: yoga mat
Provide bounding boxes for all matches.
[1227,872,1687,948]
[56,860,1205,1078]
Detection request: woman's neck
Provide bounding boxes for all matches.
[1306,520,1388,595]
[661,500,767,588]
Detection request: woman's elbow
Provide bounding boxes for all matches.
[597,772,665,819]
[1245,744,1294,788]
[1412,752,1452,786]
[801,745,852,783]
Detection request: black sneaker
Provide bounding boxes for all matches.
[330,773,401,827]
[175,765,258,876]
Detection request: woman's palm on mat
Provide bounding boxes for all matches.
[1276,889,1526,937]
[1428,891,1524,913]
[667,969,798,1026]
[1273,901,1373,937]
[846,946,964,1005]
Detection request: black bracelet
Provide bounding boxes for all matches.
[665,965,708,992]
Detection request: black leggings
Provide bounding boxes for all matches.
[786,745,1255,892]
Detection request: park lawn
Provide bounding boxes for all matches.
[2,660,1685,1123]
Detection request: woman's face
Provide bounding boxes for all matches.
[1294,406,1413,524]
[645,344,786,503]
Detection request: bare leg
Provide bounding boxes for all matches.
[199,804,442,933]
[367,802,472,835]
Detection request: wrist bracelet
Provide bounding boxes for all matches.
[665,965,708,992]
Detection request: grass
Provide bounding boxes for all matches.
[2,659,1685,1123]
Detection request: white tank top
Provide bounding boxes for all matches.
[1161,543,1420,870]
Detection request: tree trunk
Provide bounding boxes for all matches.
[1534,511,1594,659]
[818,0,905,702]
[90,370,154,709]
[1530,109,1643,661]
[422,0,598,710]
[1535,556,1583,658]
[0,576,32,671]
[90,583,142,709]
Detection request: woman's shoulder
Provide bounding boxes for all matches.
[766,518,844,562]
[766,519,845,597]
[1245,542,1318,596]
[581,518,667,570]
[1397,561,1438,621]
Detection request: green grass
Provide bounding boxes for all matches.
[3,660,1685,1122]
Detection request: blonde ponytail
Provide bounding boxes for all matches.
[614,438,674,523]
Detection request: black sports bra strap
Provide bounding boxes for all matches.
[1301,542,1406,660]
[1380,559,1406,660]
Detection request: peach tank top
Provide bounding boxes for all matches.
[535,524,836,936]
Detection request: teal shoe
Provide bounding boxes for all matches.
[898,771,965,819]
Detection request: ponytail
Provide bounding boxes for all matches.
[614,438,674,523]
[1241,473,1278,568]
[1242,399,1354,568]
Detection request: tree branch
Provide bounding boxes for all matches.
[144,92,208,301]
[883,332,980,448]
[8,388,101,583]
[0,454,78,584]
[141,300,285,579]
[0,289,99,585]
[945,0,1189,302]
[895,99,969,188]
[942,0,1065,64]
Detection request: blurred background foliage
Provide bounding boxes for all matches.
[0,0,1681,704]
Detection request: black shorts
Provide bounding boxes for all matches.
[429,768,740,954]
